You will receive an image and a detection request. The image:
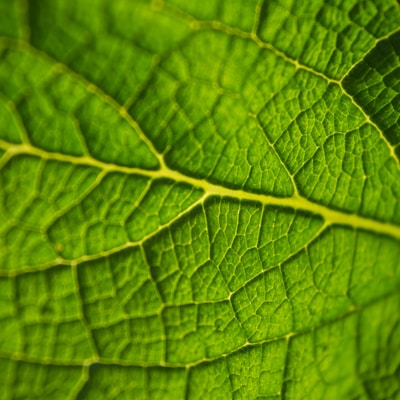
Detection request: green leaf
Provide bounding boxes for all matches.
[1,0,400,399]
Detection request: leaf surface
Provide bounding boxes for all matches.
[1,0,400,399]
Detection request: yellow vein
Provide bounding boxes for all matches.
[154,3,400,170]
[203,23,400,171]
[0,188,207,278]
[0,36,165,169]
[1,140,400,241]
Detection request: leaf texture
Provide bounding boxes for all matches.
[0,0,400,399]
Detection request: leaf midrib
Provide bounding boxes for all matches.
[2,139,400,241]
